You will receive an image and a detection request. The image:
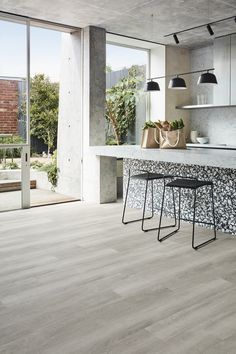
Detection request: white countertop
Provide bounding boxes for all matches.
[90,145,236,169]
[187,143,236,150]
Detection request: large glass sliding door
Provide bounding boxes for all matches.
[0,13,82,210]
[0,15,30,211]
[29,25,80,206]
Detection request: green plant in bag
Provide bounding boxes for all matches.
[142,121,156,130]
[170,118,184,131]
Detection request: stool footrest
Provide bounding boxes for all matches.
[180,218,215,227]
[122,215,153,225]
[158,227,180,242]
[143,222,177,233]
[193,236,216,250]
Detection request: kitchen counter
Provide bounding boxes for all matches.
[90,145,236,169]
[91,145,236,234]
[187,143,236,150]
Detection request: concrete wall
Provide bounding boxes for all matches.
[82,26,117,203]
[57,31,82,199]
[56,26,117,203]
[189,45,236,145]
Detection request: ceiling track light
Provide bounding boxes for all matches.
[164,14,236,41]
[197,70,218,85]
[145,80,160,92]
[207,24,214,36]
[173,33,179,44]
[168,75,186,89]
[146,68,217,92]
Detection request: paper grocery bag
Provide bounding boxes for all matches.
[141,127,159,148]
[160,128,186,149]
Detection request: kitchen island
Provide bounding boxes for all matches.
[91,145,236,234]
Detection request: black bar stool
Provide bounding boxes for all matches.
[122,169,176,232]
[157,177,217,250]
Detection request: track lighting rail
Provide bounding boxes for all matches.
[164,15,236,38]
[147,68,215,82]
[146,68,217,91]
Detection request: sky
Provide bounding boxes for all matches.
[0,19,148,81]
[0,20,61,81]
[106,44,148,71]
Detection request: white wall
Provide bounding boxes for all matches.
[150,45,166,121]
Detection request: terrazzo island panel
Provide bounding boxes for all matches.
[123,158,236,235]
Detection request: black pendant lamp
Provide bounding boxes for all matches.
[197,71,218,85]
[168,75,187,89]
[146,80,160,91]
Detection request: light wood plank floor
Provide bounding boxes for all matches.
[0,201,236,354]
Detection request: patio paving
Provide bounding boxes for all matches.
[0,189,77,211]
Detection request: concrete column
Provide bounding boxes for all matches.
[82,26,117,203]
[57,31,82,199]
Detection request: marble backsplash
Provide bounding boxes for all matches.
[189,46,236,145]
[189,107,236,145]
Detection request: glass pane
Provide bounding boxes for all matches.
[0,19,27,143]
[0,147,22,211]
[30,26,60,157]
[30,26,61,81]
[106,44,148,145]
[30,26,77,206]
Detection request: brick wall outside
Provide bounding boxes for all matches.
[0,80,19,135]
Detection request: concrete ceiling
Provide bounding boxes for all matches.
[1,0,236,47]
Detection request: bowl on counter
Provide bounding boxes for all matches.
[196,137,209,144]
